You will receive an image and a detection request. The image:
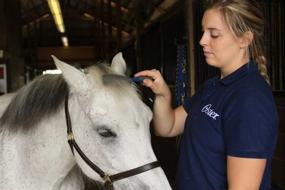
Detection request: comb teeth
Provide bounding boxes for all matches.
[103,75,150,85]
[130,76,146,84]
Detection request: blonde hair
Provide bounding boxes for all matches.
[206,0,270,84]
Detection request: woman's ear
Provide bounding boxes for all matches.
[240,31,253,48]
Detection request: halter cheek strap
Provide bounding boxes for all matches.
[64,96,161,189]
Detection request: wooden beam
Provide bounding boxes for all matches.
[103,0,129,13]
[144,0,178,28]
[83,13,130,37]
[37,46,96,68]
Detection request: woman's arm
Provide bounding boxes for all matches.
[135,69,187,137]
[227,156,266,190]
[153,98,187,137]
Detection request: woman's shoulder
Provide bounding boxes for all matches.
[222,71,276,114]
[235,71,272,96]
[224,77,276,118]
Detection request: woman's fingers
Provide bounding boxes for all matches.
[135,69,161,81]
[134,69,170,96]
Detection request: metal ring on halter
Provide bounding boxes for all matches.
[103,174,114,190]
[103,174,112,184]
[67,132,74,141]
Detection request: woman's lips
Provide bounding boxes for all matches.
[203,51,213,56]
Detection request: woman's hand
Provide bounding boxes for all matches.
[135,69,186,137]
[135,69,171,98]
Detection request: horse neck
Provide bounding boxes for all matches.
[0,103,78,189]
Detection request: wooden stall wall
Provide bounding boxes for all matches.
[122,3,187,188]
[266,1,285,188]
[262,0,285,91]
[272,92,285,189]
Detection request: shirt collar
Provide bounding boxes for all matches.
[217,59,258,86]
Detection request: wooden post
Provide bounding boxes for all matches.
[99,0,105,59]
[116,0,122,51]
[94,0,102,60]
[186,0,196,95]
[107,0,112,59]
[134,0,143,71]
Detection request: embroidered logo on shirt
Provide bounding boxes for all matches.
[201,104,220,120]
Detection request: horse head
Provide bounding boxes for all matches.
[52,53,171,190]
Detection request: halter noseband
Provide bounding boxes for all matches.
[64,96,161,189]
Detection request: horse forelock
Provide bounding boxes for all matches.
[0,74,68,132]
[89,63,139,95]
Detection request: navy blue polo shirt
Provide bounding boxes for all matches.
[176,60,278,190]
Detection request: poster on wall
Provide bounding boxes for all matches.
[0,64,7,95]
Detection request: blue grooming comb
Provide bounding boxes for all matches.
[130,76,146,84]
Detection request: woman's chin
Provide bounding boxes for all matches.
[205,58,217,67]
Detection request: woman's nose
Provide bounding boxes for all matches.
[199,33,207,46]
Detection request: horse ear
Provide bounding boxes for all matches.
[111,52,127,75]
[51,55,89,93]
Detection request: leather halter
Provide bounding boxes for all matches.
[64,96,161,189]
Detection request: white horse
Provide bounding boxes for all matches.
[0,53,171,190]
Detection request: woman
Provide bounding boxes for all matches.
[135,0,278,189]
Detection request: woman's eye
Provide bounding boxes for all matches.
[211,34,219,38]
[97,128,117,138]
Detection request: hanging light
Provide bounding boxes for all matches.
[61,36,69,47]
[47,0,69,46]
[47,0,65,33]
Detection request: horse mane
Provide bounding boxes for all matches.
[0,74,68,132]
[0,63,135,132]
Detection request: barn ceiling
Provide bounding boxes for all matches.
[20,0,179,51]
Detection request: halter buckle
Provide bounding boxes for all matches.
[67,132,74,141]
[103,174,112,184]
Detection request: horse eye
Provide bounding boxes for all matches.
[97,128,117,138]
